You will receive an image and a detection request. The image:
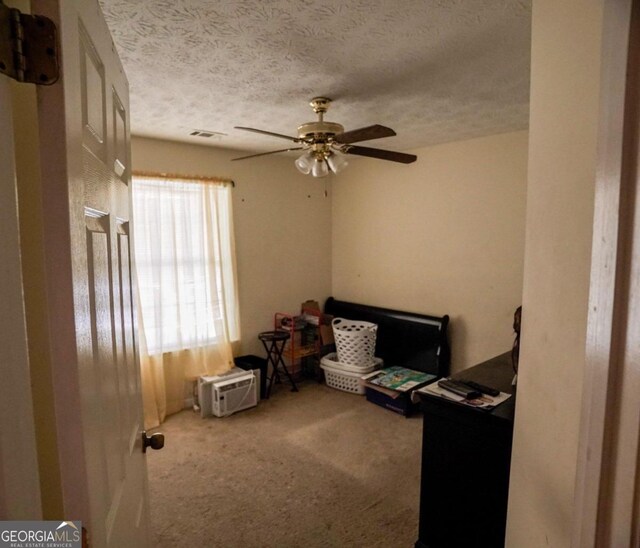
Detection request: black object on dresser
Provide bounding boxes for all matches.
[415,352,515,548]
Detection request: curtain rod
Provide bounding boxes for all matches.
[132,170,235,187]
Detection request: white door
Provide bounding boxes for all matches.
[29,1,152,545]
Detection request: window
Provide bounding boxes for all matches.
[132,174,240,356]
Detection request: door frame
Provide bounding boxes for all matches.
[572,0,639,545]
[0,73,42,518]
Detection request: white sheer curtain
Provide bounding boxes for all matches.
[132,173,240,428]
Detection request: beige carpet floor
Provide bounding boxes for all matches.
[147,381,424,548]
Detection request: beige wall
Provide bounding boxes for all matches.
[506,1,604,546]
[132,137,333,357]
[332,131,528,372]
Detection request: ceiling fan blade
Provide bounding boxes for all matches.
[343,145,417,164]
[334,125,396,144]
[232,147,304,161]
[235,126,300,142]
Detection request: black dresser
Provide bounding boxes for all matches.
[415,352,516,548]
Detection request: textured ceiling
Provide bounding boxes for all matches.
[99,0,531,154]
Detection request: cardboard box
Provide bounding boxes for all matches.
[301,299,321,313]
[319,324,334,346]
[301,299,335,346]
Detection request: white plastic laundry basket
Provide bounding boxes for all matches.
[332,317,378,366]
[320,353,383,395]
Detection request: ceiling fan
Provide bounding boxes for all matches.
[232,97,417,177]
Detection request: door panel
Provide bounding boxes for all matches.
[80,24,106,160]
[117,223,139,454]
[86,213,123,500]
[33,0,149,545]
[112,91,127,180]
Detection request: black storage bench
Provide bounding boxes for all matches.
[324,297,450,414]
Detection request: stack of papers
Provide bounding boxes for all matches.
[416,381,511,410]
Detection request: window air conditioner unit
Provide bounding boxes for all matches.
[198,368,258,418]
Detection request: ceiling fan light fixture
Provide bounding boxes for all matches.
[327,150,349,174]
[233,97,418,171]
[311,158,329,178]
[295,150,314,174]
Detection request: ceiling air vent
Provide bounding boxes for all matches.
[189,129,225,139]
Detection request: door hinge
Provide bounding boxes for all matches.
[0,1,58,85]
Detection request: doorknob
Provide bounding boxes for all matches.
[142,431,164,453]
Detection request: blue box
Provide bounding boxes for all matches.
[364,386,418,417]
